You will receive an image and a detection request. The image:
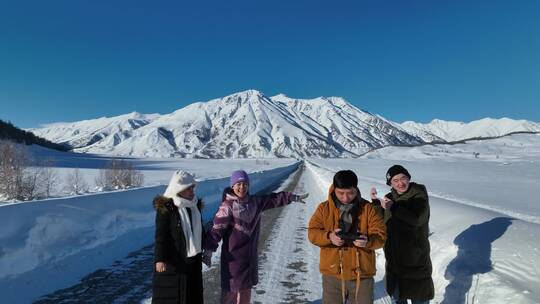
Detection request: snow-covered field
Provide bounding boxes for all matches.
[1,133,539,303]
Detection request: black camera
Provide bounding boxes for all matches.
[337,219,365,243]
[336,230,363,242]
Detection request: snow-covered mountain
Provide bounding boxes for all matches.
[30,90,422,158]
[32,112,160,149]
[400,118,540,142]
[30,90,540,158]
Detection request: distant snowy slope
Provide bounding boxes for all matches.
[31,90,423,158]
[30,112,159,149]
[362,133,540,162]
[401,118,540,142]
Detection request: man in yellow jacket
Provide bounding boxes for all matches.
[308,170,387,304]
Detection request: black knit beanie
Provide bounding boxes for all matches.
[333,170,358,189]
[386,165,411,186]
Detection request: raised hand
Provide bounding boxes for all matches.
[370,187,378,200]
[295,193,309,203]
[381,197,394,210]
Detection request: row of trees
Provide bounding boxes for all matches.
[0,119,69,151]
[0,140,144,201]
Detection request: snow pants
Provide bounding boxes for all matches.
[322,275,374,304]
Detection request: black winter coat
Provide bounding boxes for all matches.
[374,182,434,301]
[152,196,204,304]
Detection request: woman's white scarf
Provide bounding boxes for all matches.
[172,196,202,257]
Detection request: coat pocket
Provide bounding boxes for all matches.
[357,249,376,276]
[320,247,340,275]
[397,233,422,267]
[153,264,179,299]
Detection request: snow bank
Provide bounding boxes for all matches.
[0,162,299,303]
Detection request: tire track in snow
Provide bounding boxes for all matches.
[254,163,323,303]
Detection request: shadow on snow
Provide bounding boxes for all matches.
[442,217,514,304]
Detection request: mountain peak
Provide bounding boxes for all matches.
[31,90,422,158]
[228,89,265,99]
[272,94,353,108]
[217,89,269,107]
[272,93,288,99]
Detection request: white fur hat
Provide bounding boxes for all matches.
[163,170,197,198]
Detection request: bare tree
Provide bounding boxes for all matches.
[21,157,61,200]
[0,140,27,200]
[95,159,144,190]
[95,169,108,191]
[39,159,59,198]
[64,168,89,195]
[21,167,42,200]
[1,141,60,201]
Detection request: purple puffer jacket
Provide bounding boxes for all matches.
[204,190,298,292]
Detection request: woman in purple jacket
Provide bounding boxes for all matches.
[203,170,308,304]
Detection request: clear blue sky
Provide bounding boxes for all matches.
[1,0,539,128]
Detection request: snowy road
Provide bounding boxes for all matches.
[254,162,393,304]
[253,164,321,303]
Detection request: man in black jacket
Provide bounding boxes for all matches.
[371,165,434,304]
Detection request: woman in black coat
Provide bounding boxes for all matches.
[152,170,204,304]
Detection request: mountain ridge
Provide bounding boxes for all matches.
[29,90,540,158]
